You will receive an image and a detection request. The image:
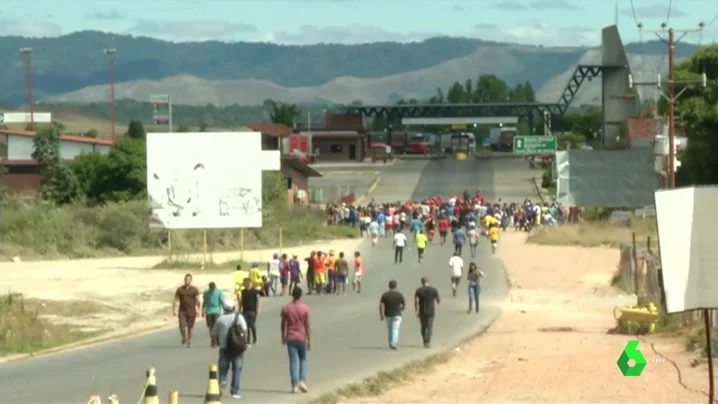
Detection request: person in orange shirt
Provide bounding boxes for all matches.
[353,251,364,294]
[314,251,327,295]
[326,250,337,294]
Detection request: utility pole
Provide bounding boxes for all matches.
[629,23,709,189]
[20,48,34,129]
[104,48,117,141]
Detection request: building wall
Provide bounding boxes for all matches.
[0,165,42,195]
[6,135,111,160]
[313,137,364,161]
[280,164,310,205]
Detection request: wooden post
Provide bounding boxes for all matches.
[201,230,207,270]
[168,230,172,257]
[646,235,652,253]
[240,229,244,262]
[168,390,179,404]
[631,232,639,298]
[279,226,283,255]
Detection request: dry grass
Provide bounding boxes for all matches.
[151,256,263,271]
[526,219,658,248]
[311,352,453,404]
[0,293,106,355]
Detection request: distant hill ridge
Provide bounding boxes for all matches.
[0,30,697,105]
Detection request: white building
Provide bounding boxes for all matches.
[0,129,113,161]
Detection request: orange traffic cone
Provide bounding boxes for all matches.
[204,364,221,404]
[143,367,159,404]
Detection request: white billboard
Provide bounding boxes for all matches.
[655,186,718,313]
[146,132,280,229]
[0,112,52,124]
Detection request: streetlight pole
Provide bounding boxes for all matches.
[20,48,34,129]
[629,24,708,189]
[104,48,117,141]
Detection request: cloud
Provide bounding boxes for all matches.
[492,0,580,11]
[126,19,258,39]
[453,5,464,11]
[85,10,124,21]
[622,3,687,19]
[265,24,438,45]
[472,20,599,46]
[0,18,63,37]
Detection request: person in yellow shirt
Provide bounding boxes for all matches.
[415,229,428,263]
[326,250,337,294]
[249,262,263,290]
[489,224,500,254]
[233,264,249,303]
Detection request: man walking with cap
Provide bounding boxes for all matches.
[281,287,311,394]
[211,299,247,399]
[414,277,441,348]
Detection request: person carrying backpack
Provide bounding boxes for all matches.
[211,299,248,399]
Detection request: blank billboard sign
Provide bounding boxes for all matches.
[146,132,280,229]
[556,149,656,207]
[655,186,718,313]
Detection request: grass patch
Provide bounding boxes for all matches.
[311,352,453,404]
[526,218,657,248]
[685,326,718,359]
[0,293,105,355]
[0,198,359,261]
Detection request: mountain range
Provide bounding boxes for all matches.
[0,31,697,107]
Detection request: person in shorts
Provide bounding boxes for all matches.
[353,251,364,293]
[289,254,302,291]
[334,252,349,295]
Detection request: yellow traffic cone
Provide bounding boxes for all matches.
[204,364,221,404]
[143,367,159,404]
[87,395,102,404]
[108,393,119,404]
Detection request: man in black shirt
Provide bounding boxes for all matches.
[379,279,405,350]
[239,278,261,346]
[414,276,441,348]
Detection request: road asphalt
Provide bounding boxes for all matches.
[0,156,535,404]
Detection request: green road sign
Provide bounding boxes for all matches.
[617,340,647,376]
[513,135,557,154]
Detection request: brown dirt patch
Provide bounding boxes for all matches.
[333,232,714,403]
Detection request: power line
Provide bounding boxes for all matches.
[665,0,673,26]
[706,12,718,27]
[630,0,640,26]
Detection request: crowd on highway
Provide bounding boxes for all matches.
[170,191,578,399]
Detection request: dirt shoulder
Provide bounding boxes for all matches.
[338,232,714,403]
[0,238,364,362]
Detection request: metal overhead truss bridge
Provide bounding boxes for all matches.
[345,64,622,120]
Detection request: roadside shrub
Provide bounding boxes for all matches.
[0,197,357,260]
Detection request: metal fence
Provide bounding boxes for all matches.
[308,185,357,204]
[618,234,718,326]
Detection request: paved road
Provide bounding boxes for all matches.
[0,157,532,404]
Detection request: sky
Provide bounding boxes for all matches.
[1,0,717,46]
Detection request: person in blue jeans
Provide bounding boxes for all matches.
[210,300,247,399]
[453,227,466,256]
[466,262,485,313]
[281,287,311,394]
[379,279,406,350]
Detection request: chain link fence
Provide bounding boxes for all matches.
[308,185,357,204]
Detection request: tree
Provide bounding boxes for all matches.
[269,101,300,127]
[672,44,718,185]
[127,120,146,140]
[199,121,208,132]
[176,123,191,132]
[86,128,99,138]
[31,125,78,204]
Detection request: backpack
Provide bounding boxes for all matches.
[226,313,248,355]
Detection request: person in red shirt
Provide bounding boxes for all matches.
[437,216,449,245]
[281,287,311,394]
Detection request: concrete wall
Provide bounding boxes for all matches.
[6,135,111,160]
[601,25,642,145]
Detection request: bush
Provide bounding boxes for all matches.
[0,293,97,354]
[0,197,358,260]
